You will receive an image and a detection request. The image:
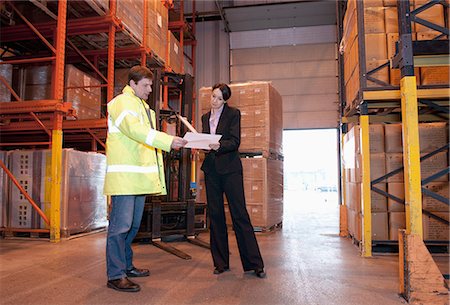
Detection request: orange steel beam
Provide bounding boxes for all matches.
[67,39,108,83]
[0,75,21,101]
[0,159,50,225]
[0,142,52,147]
[107,0,117,102]
[142,0,148,66]
[66,84,108,89]
[0,118,107,131]
[0,15,122,42]
[0,100,74,115]
[8,2,56,53]
[86,128,106,149]
[0,56,56,65]
[30,112,52,136]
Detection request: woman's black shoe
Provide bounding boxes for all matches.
[254,268,266,278]
[213,266,230,274]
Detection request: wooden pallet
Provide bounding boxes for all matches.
[240,151,284,161]
[253,221,283,233]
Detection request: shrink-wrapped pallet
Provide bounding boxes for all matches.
[7,149,107,236]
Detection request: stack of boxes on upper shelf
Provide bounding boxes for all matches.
[343,122,449,242]
[341,0,449,111]
[195,82,284,230]
[0,64,101,119]
[0,149,108,237]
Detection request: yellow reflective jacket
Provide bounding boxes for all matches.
[103,85,173,195]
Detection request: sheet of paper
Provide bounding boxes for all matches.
[183,132,221,150]
[177,115,198,133]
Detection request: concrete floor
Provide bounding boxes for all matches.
[1,191,448,305]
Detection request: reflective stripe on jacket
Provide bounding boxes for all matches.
[103,85,173,195]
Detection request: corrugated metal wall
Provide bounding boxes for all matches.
[230,25,339,129]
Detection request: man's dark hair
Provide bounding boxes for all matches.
[128,66,153,84]
[212,83,232,101]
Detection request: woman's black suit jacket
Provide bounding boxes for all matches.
[200,103,243,175]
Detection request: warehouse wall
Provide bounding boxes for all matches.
[230,25,339,129]
[193,19,230,127]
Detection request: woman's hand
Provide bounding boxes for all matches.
[209,143,220,151]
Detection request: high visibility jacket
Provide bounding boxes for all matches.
[103,85,174,195]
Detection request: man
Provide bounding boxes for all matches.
[104,66,187,292]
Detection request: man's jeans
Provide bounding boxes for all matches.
[106,195,145,280]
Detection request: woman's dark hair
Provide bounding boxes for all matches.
[212,83,231,101]
[128,65,153,84]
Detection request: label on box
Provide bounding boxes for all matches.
[83,75,91,92]
[157,13,162,28]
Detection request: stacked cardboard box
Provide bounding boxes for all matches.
[384,122,449,241]
[147,0,168,65]
[116,0,144,44]
[168,31,182,73]
[343,124,388,241]
[65,65,102,120]
[343,122,449,241]
[199,81,283,157]
[341,0,448,109]
[23,64,101,120]
[196,82,284,229]
[196,154,284,229]
[6,149,107,236]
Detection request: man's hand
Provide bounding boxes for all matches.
[171,136,188,150]
[209,143,220,151]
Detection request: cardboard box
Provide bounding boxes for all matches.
[365,34,387,61]
[364,7,385,34]
[371,183,388,212]
[345,182,361,212]
[418,123,449,153]
[117,0,144,43]
[147,0,168,64]
[422,182,449,212]
[421,152,449,182]
[168,31,182,73]
[414,0,445,33]
[348,208,362,241]
[387,183,405,212]
[389,212,405,240]
[420,66,449,86]
[423,212,449,241]
[221,158,283,229]
[372,212,388,240]
[385,153,404,182]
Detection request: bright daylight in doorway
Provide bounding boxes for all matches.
[283,129,339,206]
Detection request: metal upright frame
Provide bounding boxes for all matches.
[339,0,449,257]
[0,0,171,241]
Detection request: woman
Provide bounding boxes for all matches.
[201,83,265,278]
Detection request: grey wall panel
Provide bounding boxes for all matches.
[194,21,230,129]
[231,44,337,65]
[270,78,338,96]
[284,111,339,129]
[230,25,336,49]
[283,94,338,112]
[231,60,337,80]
